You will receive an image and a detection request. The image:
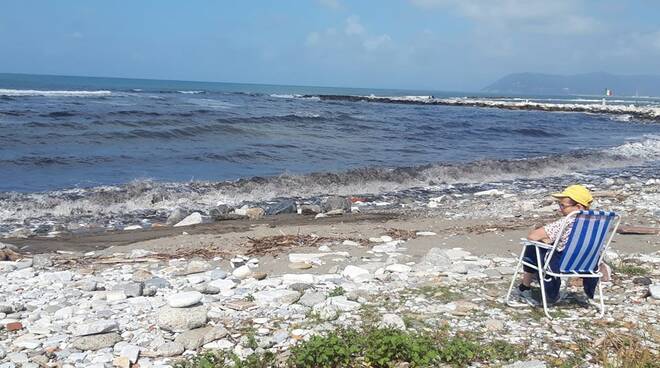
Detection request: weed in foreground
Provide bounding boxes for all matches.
[175,327,526,368]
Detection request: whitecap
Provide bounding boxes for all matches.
[0,89,112,97]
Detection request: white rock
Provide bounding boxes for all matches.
[416,231,436,236]
[341,265,371,282]
[474,189,505,197]
[123,225,142,231]
[12,334,41,349]
[73,320,118,336]
[282,273,315,284]
[232,265,252,280]
[379,314,406,330]
[288,252,349,264]
[52,270,73,282]
[208,279,236,292]
[167,291,203,308]
[53,306,75,320]
[342,240,360,246]
[372,243,398,253]
[173,212,206,227]
[252,290,301,306]
[7,352,28,364]
[203,339,234,350]
[106,290,127,302]
[120,344,141,363]
[385,264,411,273]
[504,361,547,368]
[326,296,360,311]
[445,248,471,260]
[157,305,207,332]
[650,284,660,300]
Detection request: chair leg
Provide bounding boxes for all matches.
[505,246,526,307]
[596,280,605,318]
[536,246,552,319]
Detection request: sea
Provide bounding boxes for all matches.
[1,73,659,235]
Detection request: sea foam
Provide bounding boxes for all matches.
[0,89,112,97]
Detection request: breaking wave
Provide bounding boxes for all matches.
[0,89,112,97]
[1,137,658,231]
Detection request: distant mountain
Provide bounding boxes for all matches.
[483,72,660,96]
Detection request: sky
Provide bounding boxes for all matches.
[1,0,660,91]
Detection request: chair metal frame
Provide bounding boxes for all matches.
[505,210,621,319]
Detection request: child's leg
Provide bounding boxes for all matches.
[599,261,611,282]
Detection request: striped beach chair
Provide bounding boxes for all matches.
[505,210,621,319]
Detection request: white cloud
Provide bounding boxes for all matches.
[306,15,392,53]
[410,0,599,35]
[345,15,365,36]
[317,0,341,10]
[363,34,392,51]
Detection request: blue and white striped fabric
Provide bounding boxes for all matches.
[558,210,617,273]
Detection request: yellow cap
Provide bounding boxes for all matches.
[551,184,593,207]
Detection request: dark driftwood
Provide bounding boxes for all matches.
[617,226,660,235]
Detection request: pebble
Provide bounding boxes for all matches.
[650,284,660,300]
[157,305,207,332]
[73,320,118,336]
[167,291,203,308]
[633,277,652,286]
[379,314,406,330]
[232,265,252,279]
[71,332,122,351]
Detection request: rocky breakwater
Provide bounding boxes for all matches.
[1,231,659,367]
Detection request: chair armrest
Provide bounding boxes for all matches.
[520,238,554,249]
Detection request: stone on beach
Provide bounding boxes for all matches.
[379,314,406,330]
[246,207,265,220]
[71,332,122,351]
[341,265,371,282]
[157,305,207,332]
[321,196,352,213]
[253,290,301,306]
[173,212,207,227]
[167,291,203,308]
[207,279,236,293]
[73,320,118,336]
[650,284,660,300]
[119,344,141,364]
[232,265,252,279]
[166,208,190,225]
[174,325,229,350]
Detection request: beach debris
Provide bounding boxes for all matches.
[244,234,331,255]
[617,225,660,235]
[321,195,352,213]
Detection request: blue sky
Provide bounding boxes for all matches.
[1,0,660,91]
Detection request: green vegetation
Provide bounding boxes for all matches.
[328,286,345,297]
[612,261,648,276]
[413,285,460,303]
[175,327,524,368]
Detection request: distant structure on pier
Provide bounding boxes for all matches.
[605,88,613,96]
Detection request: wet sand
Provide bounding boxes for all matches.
[7,211,658,275]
